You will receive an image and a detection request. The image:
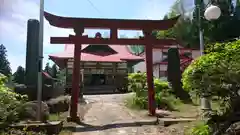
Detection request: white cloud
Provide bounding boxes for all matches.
[135,0,175,20]
[0,0,73,72]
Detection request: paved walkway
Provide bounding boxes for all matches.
[73,94,164,135]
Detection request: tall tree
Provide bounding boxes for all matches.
[156,1,200,48]
[127,34,144,56]
[157,0,240,47]
[57,69,66,82]
[13,66,25,84]
[0,44,11,76]
[51,64,58,78]
[44,62,52,75]
[199,0,240,42]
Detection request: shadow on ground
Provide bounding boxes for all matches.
[63,120,158,133]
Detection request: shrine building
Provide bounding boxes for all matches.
[49,33,144,93]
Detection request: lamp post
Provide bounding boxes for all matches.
[195,0,221,110]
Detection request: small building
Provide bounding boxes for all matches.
[134,45,200,78]
[49,33,144,93]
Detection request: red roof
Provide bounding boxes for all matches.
[49,44,144,63]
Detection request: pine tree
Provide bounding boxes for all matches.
[44,62,52,75]
[13,66,25,84]
[51,64,58,78]
[0,44,11,76]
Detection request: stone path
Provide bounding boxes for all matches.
[73,94,164,135]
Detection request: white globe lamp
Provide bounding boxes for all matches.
[204,5,221,21]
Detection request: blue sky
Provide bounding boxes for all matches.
[0,0,179,72]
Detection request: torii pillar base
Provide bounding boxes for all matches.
[66,116,81,123]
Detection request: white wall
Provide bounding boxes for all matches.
[192,50,201,59]
[160,65,167,71]
[152,49,163,63]
[153,64,160,78]
[134,49,164,77]
[134,62,162,78]
[134,61,146,72]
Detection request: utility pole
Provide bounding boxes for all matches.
[195,0,211,110]
[37,0,44,121]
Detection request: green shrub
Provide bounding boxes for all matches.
[205,40,240,54]
[182,52,224,97]
[155,90,181,110]
[48,113,61,121]
[128,72,147,96]
[133,96,148,109]
[128,73,181,110]
[186,122,211,135]
[0,73,28,125]
[154,78,170,93]
[182,40,240,100]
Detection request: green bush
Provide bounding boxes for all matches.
[205,40,240,54]
[186,122,211,135]
[128,73,181,110]
[182,52,224,97]
[0,73,28,125]
[182,40,240,100]
[132,96,148,109]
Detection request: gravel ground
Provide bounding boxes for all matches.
[73,93,165,135]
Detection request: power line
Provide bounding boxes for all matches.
[85,0,103,17]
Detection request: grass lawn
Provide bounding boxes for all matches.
[124,93,222,135]
[59,130,72,135]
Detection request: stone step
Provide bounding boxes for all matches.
[157,118,196,127]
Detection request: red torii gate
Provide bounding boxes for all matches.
[44,11,180,121]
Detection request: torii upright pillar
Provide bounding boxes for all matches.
[68,28,83,121]
[144,30,155,116]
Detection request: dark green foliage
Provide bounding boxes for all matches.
[44,62,52,75]
[0,44,11,76]
[13,66,25,84]
[128,45,144,56]
[182,40,240,99]
[128,73,181,110]
[56,68,66,82]
[0,74,28,125]
[127,35,144,56]
[51,64,58,78]
[156,0,240,48]
[202,0,240,43]
[167,48,191,102]
[182,40,240,134]
[186,122,211,135]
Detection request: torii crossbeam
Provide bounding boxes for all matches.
[44,11,180,122]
